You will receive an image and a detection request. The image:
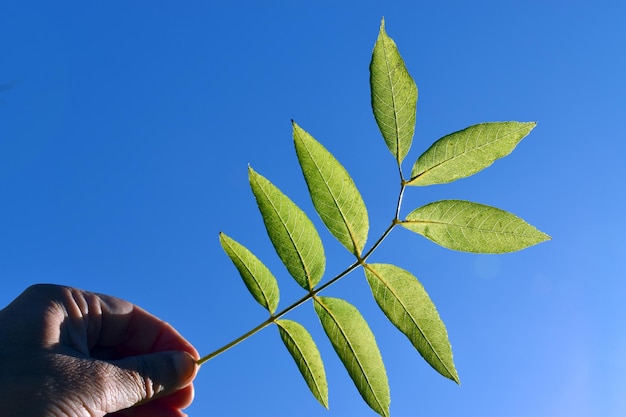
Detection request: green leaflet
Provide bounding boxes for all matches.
[248,167,326,289]
[219,232,280,314]
[293,121,369,257]
[276,319,328,409]
[408,121,536,186]
[314,296,390,417]
[370,18,417,164]
[364,263,459,383]
[402,199,551,253]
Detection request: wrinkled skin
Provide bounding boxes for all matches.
[0,284,199,417]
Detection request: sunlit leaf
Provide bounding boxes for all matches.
[276,319,328,408]
[314,296,390,417]
[370,18,417,164]
[408,121,536,186]
[249,167,325,289]
[364,263,459,383]
[219,232,280,314]
[402,199,551,253]
[293,121,369,257]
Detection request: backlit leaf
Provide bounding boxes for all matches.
[402,200,551,253]
[293,121,369,257]
[364,263,459,383]
[219,232,280,314]
[408,121,536,186]
[370,18,417,164]
[314,296,390,417]
[249,167,325,289]
[276,319,328,408]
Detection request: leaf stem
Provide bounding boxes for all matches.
[197,177,406,366]
[195,260,362,366]
[196,316,274,366]
[394,182,406,221]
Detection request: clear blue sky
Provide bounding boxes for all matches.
[1,2,625,416]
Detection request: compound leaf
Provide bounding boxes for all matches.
[249,167,325,289]
[370,18,417,164]
[276,319,329,408]
[364,263,459,383]
[408,121,536,186]
[219,232,280,314]
[314,296,390,417]
[293,121,369,257]
[402,200,551,253]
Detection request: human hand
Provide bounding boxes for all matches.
[0,284,199,417]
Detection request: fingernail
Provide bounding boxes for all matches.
[172,351,196,382]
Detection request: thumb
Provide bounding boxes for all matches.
[105,351,197,411]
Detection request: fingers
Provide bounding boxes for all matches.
[93,351,196,414]
[108,378,195,417]
[62,289,200,412]
[152,384,195,410]
[28,284,199,359]
[109,399,190,417]
[98,301,198,358]
[121,379,195,415]
[4,284,196,355]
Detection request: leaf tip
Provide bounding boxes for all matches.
[377,17,387,40]
[247,165,262,188]
[532,227,551,246]
[449,368,461,385]
[291,120,304,137]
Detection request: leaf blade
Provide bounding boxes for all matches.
[402,199,551,253]
[219,232,280,314]
[364,263,459,383]
[249,167,326,289]
[370,18,417,164]
[293,121,369,256]
[314,296,390,417]
[408,121,536,186]
[276,319,329,409]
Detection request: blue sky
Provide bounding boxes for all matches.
[1,2,625,416]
